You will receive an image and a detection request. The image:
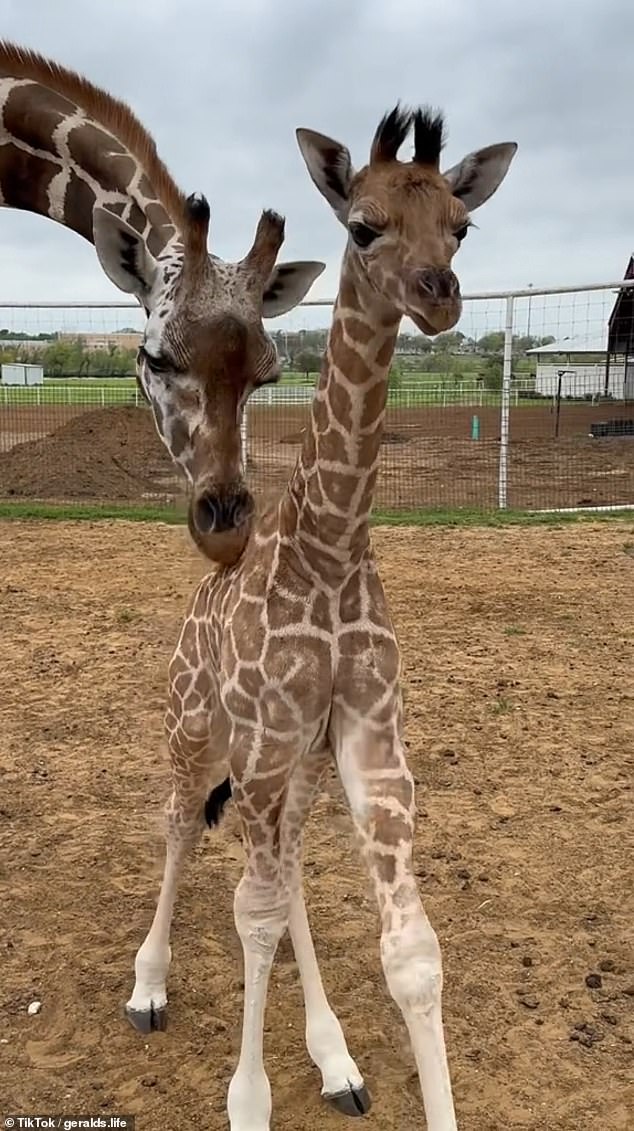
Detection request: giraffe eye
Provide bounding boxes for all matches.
[138,346,171,374]
[454,224,469,243]
[349,221,381,249]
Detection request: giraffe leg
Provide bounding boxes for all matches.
[226,856,288,1131]
[288,882,371,1115]
[226,740,301,1131]
[125,772,217,1032]
[283,758,370,1115]
[125,657,229,1034]
[333,719,458,1131]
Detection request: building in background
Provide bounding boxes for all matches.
[58,330,142,352]
[527,256,634,401]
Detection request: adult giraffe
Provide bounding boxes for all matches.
[127,104,517,1129]
[0,41,324,562]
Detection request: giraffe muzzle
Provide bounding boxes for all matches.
[188,486,255,565]
[412,267,460,301]
[192,487,254,535]
[406,267,462,334]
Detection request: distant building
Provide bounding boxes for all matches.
[58,330,142,352]
[527,257,634,401]
[0,338,50,351]
[1,362,44,385]
[607,254,634,395]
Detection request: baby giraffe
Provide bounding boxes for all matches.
[127,106,516,1130]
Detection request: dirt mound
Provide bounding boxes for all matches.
[0,405,184,502]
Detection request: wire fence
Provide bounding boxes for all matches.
[0,279,633,514]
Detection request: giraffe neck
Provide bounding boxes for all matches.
[281,257,399,574]
[0,54,180,256]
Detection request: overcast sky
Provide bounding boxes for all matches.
[1,0,633,338]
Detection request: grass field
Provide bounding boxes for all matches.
[0,373,540,408]
[1,500,631,526]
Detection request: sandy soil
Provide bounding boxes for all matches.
[0,520,633,1130]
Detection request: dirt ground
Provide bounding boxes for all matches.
[1,520,633,1131]
[1,402,633,510]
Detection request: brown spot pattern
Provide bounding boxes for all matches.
[64,170,96,242]
[67,123,136,192]
[3,83,73,153]
[0,144,60,214]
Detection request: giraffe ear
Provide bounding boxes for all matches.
[442,143,518,211]
[262,261,325,318]
[93,208,159,301]
[296,128,354,221]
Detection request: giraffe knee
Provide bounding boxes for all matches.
[163,788,206,843]
[381,918,443,1015]
[233,876,289,956]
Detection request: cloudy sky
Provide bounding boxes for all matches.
[1,0,633,337]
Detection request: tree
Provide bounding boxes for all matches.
[482,356,503,390]
[389,361,403,390]
[478,331,505,354]
[433,330,465,353]
[40,338,89,377]
[396,332,432,355]
[294,349,322,378]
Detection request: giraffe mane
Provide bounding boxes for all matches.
[0,40,187,229]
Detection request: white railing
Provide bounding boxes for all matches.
[0,378,583,409]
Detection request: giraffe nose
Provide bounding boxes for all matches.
[192,487,254,535]
[413,268,460,301]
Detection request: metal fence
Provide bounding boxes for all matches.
[0,278,633,514]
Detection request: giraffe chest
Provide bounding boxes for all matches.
[217,577,336,738]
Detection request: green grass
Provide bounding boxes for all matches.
[115,607,141,624]
[0,501,187,523]
[4,372,452,389]
[0,500,631,529]
[0,382,140,406]
[42,377,138,388]
[0,378,537,409]
[490,697,512,716]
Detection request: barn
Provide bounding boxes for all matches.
[527,256,634,401]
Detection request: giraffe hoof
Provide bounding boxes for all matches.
[325,1084,372,1117]
[125,1004,168,1034]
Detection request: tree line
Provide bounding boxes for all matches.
[0,327,555,384]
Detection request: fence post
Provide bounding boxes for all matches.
[498,294,515,509]
[240,402,248,471]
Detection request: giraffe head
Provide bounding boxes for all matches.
[93,197,324,564]
[296,106,516,335]
[0,40,325,566]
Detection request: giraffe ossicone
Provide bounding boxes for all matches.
[128,103,517,1129]
[0,40,324,565]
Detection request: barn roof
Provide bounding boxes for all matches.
[607,255,634,354]
[526,335,607,356]
[529,259,634,357]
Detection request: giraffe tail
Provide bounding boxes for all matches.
[204,777,232,827]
